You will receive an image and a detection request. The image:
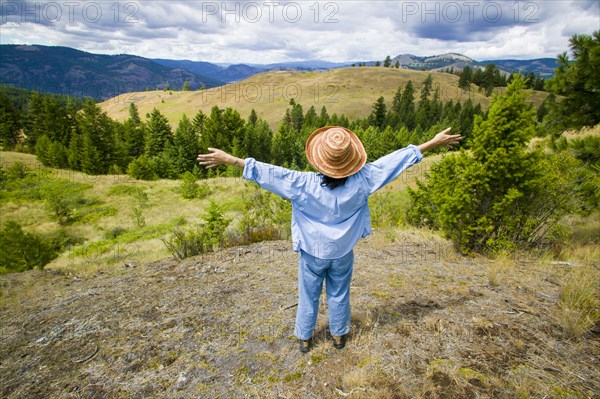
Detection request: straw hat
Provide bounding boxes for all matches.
[305,126,367,178]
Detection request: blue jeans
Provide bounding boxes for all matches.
[294,249,354,340]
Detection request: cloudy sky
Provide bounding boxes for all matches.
[1,0,598,64]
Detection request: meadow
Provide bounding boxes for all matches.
[99,67,549,130]
[1,138,599,398]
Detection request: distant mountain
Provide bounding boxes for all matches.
[0,45,558,100]
[153,59,353,83]
[0,45,224,99]
[392,52,476,71]
[481,58,558,78]
[390,52,557,77]
[261,60,353,69]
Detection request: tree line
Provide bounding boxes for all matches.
[353,54,547,96]
[1,30,597,180]
[0,74,488,179]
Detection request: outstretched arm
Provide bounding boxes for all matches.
[197,148,307,202]
[197,148,245,169]
[365,127,463,194]
[417,127,462,153]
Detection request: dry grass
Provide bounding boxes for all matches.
[0,151,254,275]
[1,225,599,398]
[99,67,549,129]
[562,123,600,139]
[2,147,599,398]
[558,267,600,339]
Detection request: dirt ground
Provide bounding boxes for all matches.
[1,232,599,398]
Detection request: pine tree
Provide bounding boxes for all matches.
[193,110,206,136]
[369,97,387,129]
[383,55,392,68]
[68,132,82,170]
[430,88,443,124]
[35,135,52,166]
[360,126,383,161]
[51,141,69,168]
[317,106,330,126]
[304,106,318,128]
[76,99,115,172]
[419,74,433,105]
[458,66,472,90]
[128,103,141,126]
[43,96,69,145]
[221,108,245,152]
[111,122,129,172]
[200,106,223,153]
[481,64,497,96]
[391,86,403,114]
[252,119,273,162]
[290,102,304,134]
[123,118,145,159]
[398,80,416,130]
[408,76,570,253]
[25,92,45,151]
[545,31,600,130]
[144,108,173,157]
[271,123,301,167]
[415,75,433,128]
[80,134,102,175]
[0,92,21,149]
[173,114,200,174]
[248,109,258,126]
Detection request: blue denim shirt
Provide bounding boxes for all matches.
[242,145,423,259]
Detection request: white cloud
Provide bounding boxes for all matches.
[1,0,598,62]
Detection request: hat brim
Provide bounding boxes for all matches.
[305,126,367,178]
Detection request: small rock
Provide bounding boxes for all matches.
[175,372,188,390]
[158,364,164,371]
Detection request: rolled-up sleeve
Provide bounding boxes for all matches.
[242,158,308,202]
[363,145,423,194]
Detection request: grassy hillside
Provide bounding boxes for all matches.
[1,145,598,397]
[99,67,550,129]
[0,150,445,274]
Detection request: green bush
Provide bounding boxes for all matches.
[179,171,212,199]
[161,226,210,260]
[127,155,157,180]
[237,185,291,244]
[39,179,88,225]
[5,162,30,180]
[103,226,128,240]
[408,76,583,254]
[550,135,600,212]
[162,201,231,259]
[0,221,62,273]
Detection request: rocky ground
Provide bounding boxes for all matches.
[1,231,599,398]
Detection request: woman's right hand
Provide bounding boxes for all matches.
[432,128,463,148]
[417,127,463,153]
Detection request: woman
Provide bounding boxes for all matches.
[197,126,462,353]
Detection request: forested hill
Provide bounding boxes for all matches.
[0,45,224,100]
[100,66,550,130]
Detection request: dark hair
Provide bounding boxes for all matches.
[320,175,347,189]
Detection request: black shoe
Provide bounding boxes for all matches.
[298,338,312,353]
[332,334,347,349]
